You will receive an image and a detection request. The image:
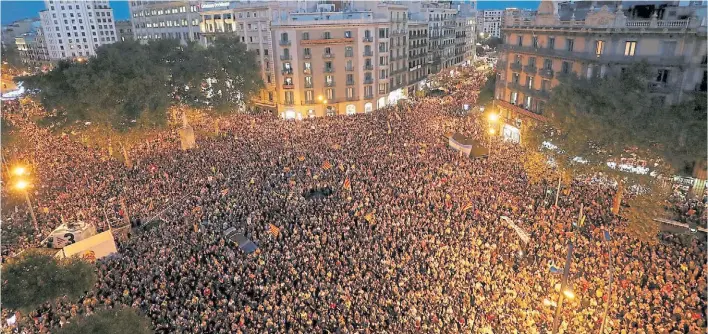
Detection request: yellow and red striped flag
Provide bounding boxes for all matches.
[343,177,351,191]
[322,160,332,170]
[268,223,280,237]
[462,203,473,212]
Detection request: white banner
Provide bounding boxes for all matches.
[500,216,530,244]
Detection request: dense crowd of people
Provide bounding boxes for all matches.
[1,68,706,333]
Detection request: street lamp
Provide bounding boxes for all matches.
[488,113,499,123]
[15,179,38,232]
[562,288,575,300]
[488,128,496,135]
[12,166,26,176]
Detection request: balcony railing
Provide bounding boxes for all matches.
[346,95,357,101]
[304,53,311,59]
[346,66,354,72]
[363,50,373,57]
[364,78,373,84]
[303,68,311,75]
[346,80,355,86]
[363,36,373,42]
[510,62,522,71]
[280,54,292,61]
[304,82,313,88]
[523,64,537,74]
[539,68,554,79]
[323,53,334,58]
[363,64,373,70]
[282,83,294,89]
[281,68,293,75]
[502,44,688,66]
[325,81,335,87]
[324,67,334,73]
[279,40,291,46]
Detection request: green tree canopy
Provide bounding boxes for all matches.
[526,62,707,237]
[19,36,263,131]
[2,252,96,312]
[55,306,153,334]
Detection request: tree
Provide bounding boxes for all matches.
[55,306,153,334]
[481,36,503,49]
[2,252,96,311]
[527,62,707,237]
[19,37,263,131]
[477,71,495,106]
[1,43,24,71]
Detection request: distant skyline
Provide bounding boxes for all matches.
[1,0,541,26]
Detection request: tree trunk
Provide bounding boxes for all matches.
[612,180,624,215]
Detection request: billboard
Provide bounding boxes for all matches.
[58,230,118,261]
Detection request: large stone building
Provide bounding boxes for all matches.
[128,0,200,43]
[199,0,475,118]
[494,0,707,143]
[454,15,475,67]
[39,0,118,60]
[15,21,50,69]
[476,9,503,38]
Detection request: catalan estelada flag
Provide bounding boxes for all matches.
[343,177,351,191]
[322,160,332,170]
[268,223,280,237]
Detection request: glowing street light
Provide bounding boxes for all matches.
[15,179,28,190]
[488,128,496,135]
[563,289,575,300]
[318,95,323,101]
[323,99,328,104]
[488,113,499,123]
[12,166,26,176]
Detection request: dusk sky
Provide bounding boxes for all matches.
[1,1,540,25]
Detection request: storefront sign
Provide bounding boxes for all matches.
[201,2,230,9]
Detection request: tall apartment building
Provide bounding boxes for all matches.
[39,0,117,61]
[409,1,458,74]
[128,0,200,43]
[200,1,277,112]
[15,21,50,69]
[476,10,503,38]
[407,21,429,95]
[454,16,475,67]
[494,0,707,143]
[115,20,133,41]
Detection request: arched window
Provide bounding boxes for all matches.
[364,103,373,113]
[281,32,288,41]
[346,104,356,115]
[283,48,290,57]
[377,97,386,109]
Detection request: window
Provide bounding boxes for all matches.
[284,91,294,104]
[308,109,315,118]
[305,76,312,87]
[561,61,571,74]
[656,69,669,83]
[541,80,550,92]
[514,54,522,64]
[379,28,386,38]
[512,73,519,83]
[324,31,331,39]
[324,47,332,55]
[346,88,354,99]
[379,42,386,52]
[346,74,354,84]
[325,75,334,85]
[624,41,637,56]
[365,86,373,97]
[528,57,536,66]
[548,37,555,50]
[365,30,371,38]
[305,90,314,102]
[346,60,353,71]
[345,46,353,57]
[303,32,309,40]
[326,88,334,99]
[281,32,288,41]
[344,31,351,38]
[565,38,574,52]
[380,69,387,79]
[303,48,311,57]
[325,61,332,71]
[532,36,538,48]
[526,76,534,89]
[517,35,523,46]
[543,59,552,70]
[284,77,293,85]
[595,40,605,56]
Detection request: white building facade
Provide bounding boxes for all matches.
[128,0,200,43]
[39,0,117,60]
[476,9,503,38]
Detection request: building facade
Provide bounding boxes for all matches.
[15,21,50,69]
[2,18,38,46]
[407,21,429,96]
[494,0,707,143]
[128,0,199,43]
[200,1,277,112]
[39,0,117,61]
[115,20,133,41]
[454,16,475,66]
[476,9,503,38]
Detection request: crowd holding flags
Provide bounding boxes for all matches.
[322,160,332,170]
[343,177,351,191]
[268,223,280,237]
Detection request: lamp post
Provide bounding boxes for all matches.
[15,180,38,232]
[552,204,582,334]
[599,231,614,333]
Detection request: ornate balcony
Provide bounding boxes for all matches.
[539,68,554,79]
[523,64,537,74]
